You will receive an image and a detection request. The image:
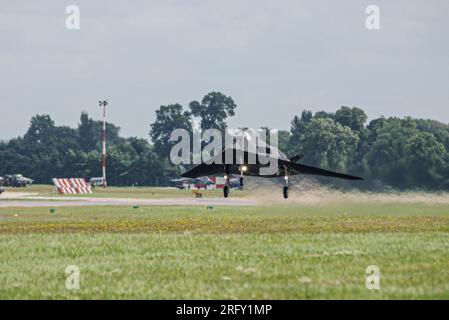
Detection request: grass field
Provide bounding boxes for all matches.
[0,189,449,299]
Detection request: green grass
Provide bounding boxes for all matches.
[0,201,449,299]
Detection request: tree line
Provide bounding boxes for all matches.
[1,91,448,189]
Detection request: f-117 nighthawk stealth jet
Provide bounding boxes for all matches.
[180,132,362,199]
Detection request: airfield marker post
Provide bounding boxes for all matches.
[99,100,108,188]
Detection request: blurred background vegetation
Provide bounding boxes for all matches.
[1,91,448,189]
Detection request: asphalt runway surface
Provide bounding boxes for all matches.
[0,196,256,207]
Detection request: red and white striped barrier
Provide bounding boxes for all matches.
[209,177,226,188]
[52,178,92,194]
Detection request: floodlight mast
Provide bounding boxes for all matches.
[99,100,108,188]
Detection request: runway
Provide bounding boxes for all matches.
[0,196,256,207]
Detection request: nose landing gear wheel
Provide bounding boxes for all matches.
[224,185,230,198]
[283,186,289,199]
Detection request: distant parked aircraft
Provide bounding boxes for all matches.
[0,174,34,188]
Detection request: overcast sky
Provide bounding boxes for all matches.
[1,0,448,140]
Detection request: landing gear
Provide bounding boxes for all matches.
[224,185,230,198]
[283,186,289,199]
[283,166,289,199]
[239,164,247,190]
[223,165,230,198]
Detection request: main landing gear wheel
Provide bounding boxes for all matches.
[283,186,289,199]
[224,185,230,198]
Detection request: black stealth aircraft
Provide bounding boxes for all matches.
[181,134,363,199]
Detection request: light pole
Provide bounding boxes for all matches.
[99,100,108,188]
